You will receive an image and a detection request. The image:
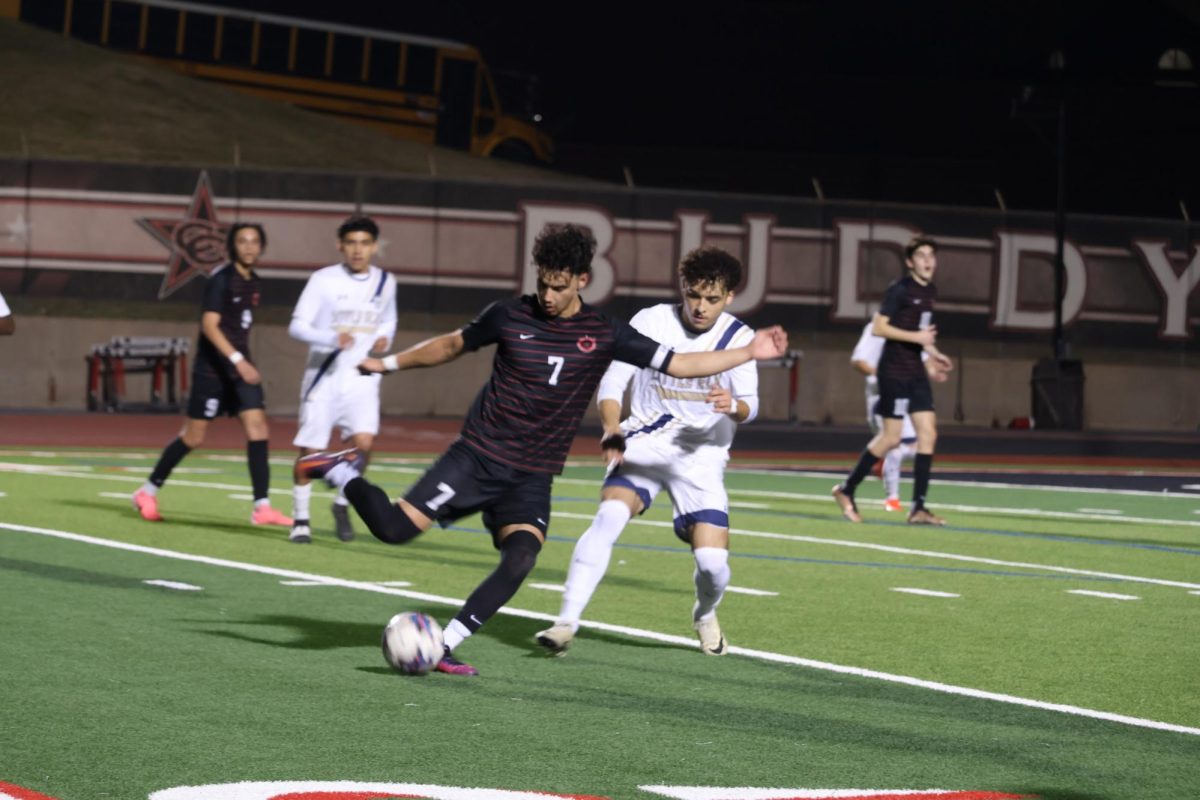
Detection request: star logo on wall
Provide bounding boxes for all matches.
[137,171,230,299]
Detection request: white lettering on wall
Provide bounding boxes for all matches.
[832,221,918,320]
[727,215,773,315]
[1131,240,1200,340]
[992,232,1086,330]
[519,203,616,305]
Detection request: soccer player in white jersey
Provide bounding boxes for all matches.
[851,320,918,512]
[536,246,758,657]
[286,215,397,543]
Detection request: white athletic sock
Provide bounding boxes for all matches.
[324,462,360,489]
[139,482,158,497]
[883,446,904,500]
[443,618,471,651]
[293,481,312,521]
[254,497,270,510]
[558,499,632,627]
[693,547,730,621]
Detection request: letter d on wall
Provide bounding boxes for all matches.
[993,232,1086,330]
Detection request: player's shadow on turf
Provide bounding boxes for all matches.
[195,612,426,651]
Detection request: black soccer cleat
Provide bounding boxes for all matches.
[331,503,355,542]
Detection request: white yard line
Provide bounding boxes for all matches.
[1067,590,1141,601]
[5,466,1197,591]
[552,511,1200,590]
[143,579,203,591]
[2,520,1197,738]
[892,588,960,598]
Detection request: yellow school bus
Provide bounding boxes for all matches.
[2,0,554,163]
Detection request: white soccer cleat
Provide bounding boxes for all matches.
[535,622,575,655]
[289,522,312,544]
[693,603,728,656]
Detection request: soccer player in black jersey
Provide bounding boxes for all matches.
[297,223,789,675]
[133,224,292,527]
[833,236,953,525]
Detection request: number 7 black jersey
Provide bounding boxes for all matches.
[195,262,260,379]
[458,295,674,474]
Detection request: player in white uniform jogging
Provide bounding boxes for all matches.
[851,321,917,512]
[536,246,759,657]
[287,215,397,543]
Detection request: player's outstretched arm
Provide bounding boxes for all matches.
[665,325,788,379]
[359,330,466,374]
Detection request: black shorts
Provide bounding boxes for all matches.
[405,439,552,544]
[876,374,934,418]
[187,369,265,420]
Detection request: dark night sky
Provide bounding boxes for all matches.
[205,0,1200,218]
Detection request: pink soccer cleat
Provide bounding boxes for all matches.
[132,489,163,521]
[251,504,294,526]
[435,647,479,676]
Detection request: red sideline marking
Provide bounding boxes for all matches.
[0,782,64,800]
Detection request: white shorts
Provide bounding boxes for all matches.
[293,371,382,449]
[866,388,916,440]
[603,432,729,542]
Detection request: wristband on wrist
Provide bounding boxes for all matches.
[381,354,399,372]
[228,351,245,365]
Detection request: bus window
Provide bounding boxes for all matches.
[257,22,291,73]
[180,11,216,62]
[69,0,104,43]
[23,2,63,30]
[330,33,364,83]
[367,39,400,88]
[405,44,436,94]
[219,16,253,65]
[436,57,477,150]
[107,1,142,50]
[293,27,326,78]
[143,6,179,57]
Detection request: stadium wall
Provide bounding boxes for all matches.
[0,158,1196,431]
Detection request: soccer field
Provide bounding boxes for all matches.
[1,447,1197,800]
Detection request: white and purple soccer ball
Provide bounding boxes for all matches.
[381,611,444,675]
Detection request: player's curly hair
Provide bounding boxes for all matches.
[226,223,267,260]
[532,223,596,276]
[679,246,742,294]
[904,235,937,260]
[338,215,380,240]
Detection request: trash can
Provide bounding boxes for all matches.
[1030,358,1085,430]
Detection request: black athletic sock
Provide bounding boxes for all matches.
[247,439,270,501]
[912,453,933,509]
[454,530,542,634]
[842,449,881,495]
[149,437,192,487]
[344,477,422,544]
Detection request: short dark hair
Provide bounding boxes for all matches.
[904,236,937,260]
[532,223,596,276]
[679,246,742,294]
[226,223,266,260]
[338,214,379,240]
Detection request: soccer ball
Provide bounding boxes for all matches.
[381,611,444,675]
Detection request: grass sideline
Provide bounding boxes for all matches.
[0,447,1197,800]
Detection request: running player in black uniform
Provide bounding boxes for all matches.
[832,236,953,525]
[297,223,789,675]
[133,224,292,527]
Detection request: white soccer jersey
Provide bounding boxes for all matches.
[290,264,398,394]
[0,290,10,317]
[851,321,917,439]
[851,321,885,368]
[599,303,757,452]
